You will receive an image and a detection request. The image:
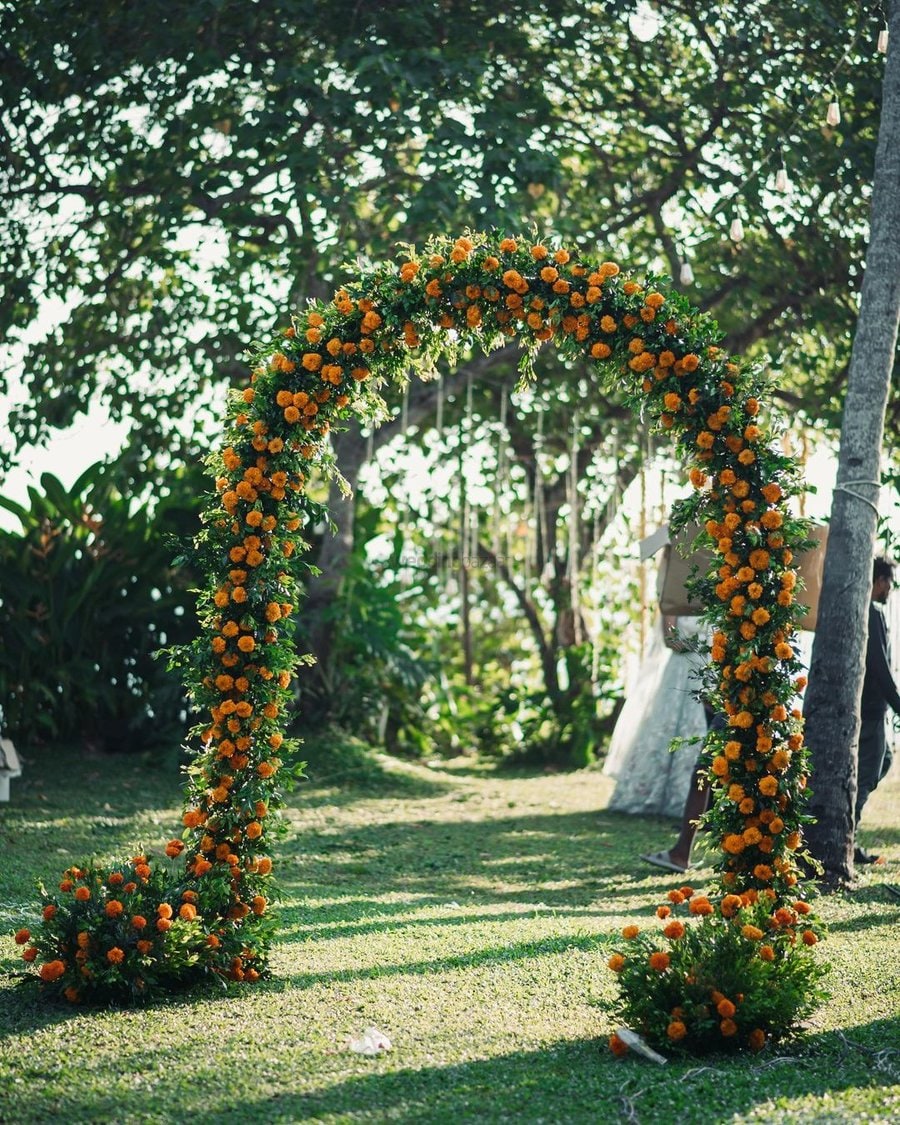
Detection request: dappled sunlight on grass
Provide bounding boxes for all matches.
[1,744,898,1122]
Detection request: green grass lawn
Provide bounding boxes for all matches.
[1,740,898,1124]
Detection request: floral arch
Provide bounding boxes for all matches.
[23,232,824,1050]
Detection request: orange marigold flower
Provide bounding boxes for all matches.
[667,889,685,905]
[502,269,526,291]
[179,903,198,921]
[656,905,671,919]
[15,927,31,945]
[74,887,91,902]
[724,832,747,855]
[720,894,743,917]
[104,900,124,919]
[759,944,776,962]
[667,1020,687,1041]
[39,960,66,982]
[22,946,38,962]
[802,929,818,946]
[758,776,779,797]
[748,1028,767,1052]
[106,947,125,964]
[664,920,686,940]
[609,1032,629,1056]
[649,951,670,971]
[622,924,640,939]
[794,900,812,915]
[42,904,56,921]
[720,1018,738,1037]
[741,924,764,941]
[717,998,736,1018]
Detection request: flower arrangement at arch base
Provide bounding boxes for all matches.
[606,885,828,1057]
[14,842,281,1004]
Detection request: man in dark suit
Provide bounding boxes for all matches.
[855,557,900,864]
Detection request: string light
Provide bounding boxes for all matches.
[679,260,694,285]
[697,12,870,260]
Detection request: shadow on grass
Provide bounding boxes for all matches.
[822,890,900,932]
[203,1016,900,1125]
[277,903,637,946]
[280,930,611,990]
[858,824,900,847]
[4,745,183,820]
[295,730,459,806]
[280,805,705,913]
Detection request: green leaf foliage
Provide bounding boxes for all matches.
[0,459,203,748]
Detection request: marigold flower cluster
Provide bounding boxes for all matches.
[18,857,259,1003]
[607,888,827,1055]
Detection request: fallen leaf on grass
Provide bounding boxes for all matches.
[348,1027,392,1056]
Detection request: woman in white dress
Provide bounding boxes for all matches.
[603,613,709,820]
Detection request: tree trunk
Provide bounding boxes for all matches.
[803,0,900,885]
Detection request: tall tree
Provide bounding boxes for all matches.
[803,0,900,885]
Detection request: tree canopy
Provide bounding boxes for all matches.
[1,0,895,476]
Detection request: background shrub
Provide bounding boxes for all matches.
[0,460,202,750]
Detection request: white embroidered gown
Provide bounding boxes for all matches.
[603,616,709,818]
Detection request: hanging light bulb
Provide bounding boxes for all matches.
[878,26,889,54]
[679,260,694,285]
[826,98,841,126]
[729,217,745,242]
[775,165,790,193]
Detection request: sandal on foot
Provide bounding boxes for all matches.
[640,849,688,874]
